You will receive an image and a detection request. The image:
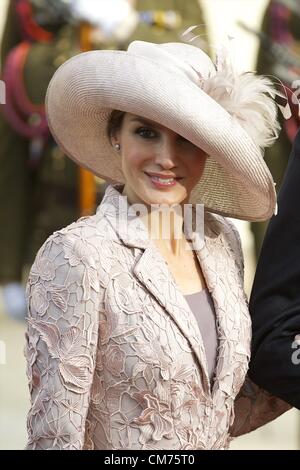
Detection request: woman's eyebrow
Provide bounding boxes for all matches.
[130,117,188,140]
[130,117,162,128]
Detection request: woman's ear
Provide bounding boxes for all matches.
[111,129,121,148]
[110,135,119,150]
[111,134,121,152]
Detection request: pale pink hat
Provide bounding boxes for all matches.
[45,40,280,221]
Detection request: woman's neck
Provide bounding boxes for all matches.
[120,184,189,257]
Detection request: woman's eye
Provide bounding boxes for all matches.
[136,127,157,139]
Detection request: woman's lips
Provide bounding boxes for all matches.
[145,172,183,188]
[144,172,182,188]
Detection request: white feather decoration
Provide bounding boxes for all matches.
[197,50,281,150]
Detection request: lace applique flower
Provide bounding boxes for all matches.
[105,344,126,377]
[31,284,49,316]
[24,329,40,392]
[132,391,174,444]
[30,282,69,315]
[28,319,93,394]
[33,257,56,282]
[63,235,96,268]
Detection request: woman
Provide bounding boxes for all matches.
[24,40,291,450]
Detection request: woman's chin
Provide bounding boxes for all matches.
[142,189,186,207]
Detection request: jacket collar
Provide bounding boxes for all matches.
[97,183,205,249]
[97,183,247,399]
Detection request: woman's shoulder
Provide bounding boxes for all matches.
[205,211,241,245]
[56,210,117,239]
[204,211,244,271]
[30,211,119,275]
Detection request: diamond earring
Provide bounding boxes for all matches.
[115,143,121,151]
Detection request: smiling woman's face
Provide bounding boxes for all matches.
[112,112,207,207]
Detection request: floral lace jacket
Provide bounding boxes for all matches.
[24,183,291,450]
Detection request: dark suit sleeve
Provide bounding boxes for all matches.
[248,127,300,408]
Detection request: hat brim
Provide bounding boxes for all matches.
[46,50,276,222]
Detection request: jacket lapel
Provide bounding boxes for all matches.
[132,239,212,393]
[198,216,250,398]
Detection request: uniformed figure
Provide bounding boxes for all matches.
[0,0,208,319]
[249,0,300,258]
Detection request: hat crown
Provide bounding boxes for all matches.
[128,40,215,85]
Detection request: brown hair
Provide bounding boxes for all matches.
[106,110,126,144]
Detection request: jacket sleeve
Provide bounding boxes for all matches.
[24,231,100,450]
[223,219,292,438]
[248,128,300,409]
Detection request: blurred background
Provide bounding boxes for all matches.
[0,0,299,450]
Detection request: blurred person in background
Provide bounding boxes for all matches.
[243,0,300,258]
[0,0,207,321]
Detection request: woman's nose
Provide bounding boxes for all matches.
[154,137,179,167]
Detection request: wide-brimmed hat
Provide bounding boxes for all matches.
[45,40,280,221]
